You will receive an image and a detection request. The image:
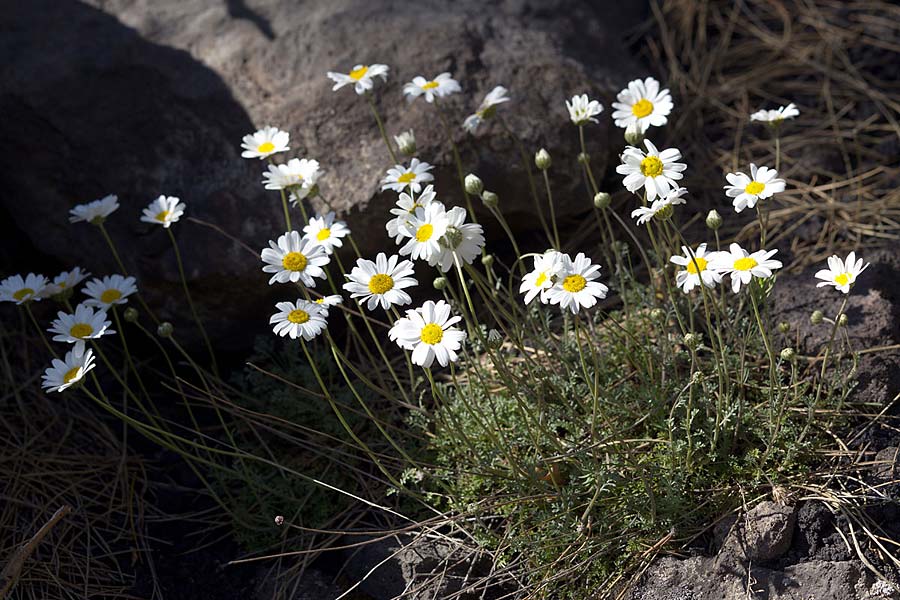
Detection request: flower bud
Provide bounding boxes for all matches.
[157,322,174,338]
[777,321,790,334]
[650,308,665,322]
[394,130,416,156]
[780,347,796,362]
[464,173,484,196]
[577,152,590,165]
[481,190,499,208]
[481,254,494,268]
[433,277,447,290]
[624,123,644,146]
[706,209,723,231]
[487,329,503,350]
[810,310,824,325]
[593,192,611,209]
[123,307,139,323]
[838,313,849,327]
[535,148,551,170]
[683,332,702,350]
[691,370,704,385]
[274,515,284,526]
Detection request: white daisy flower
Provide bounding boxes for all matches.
[302,212,350,254]
[381,158,434,194]
[326,64,389,95]
[344,253,417,311]
[389,300,467,368]
[313,294,343,316]
[82,274,137,308]
[394,130,416,155]
[399,202,450,262]
[611,77,673,133]
[403,73,461,103]
[724,164,785,213]
[814,251,869,294]
[616,139,687,201]
[40,267,91,298]
[140,195,186,228]
[48,303,115,345]
[566,94,604,126]
[430,207,485,273]
[69,194,119,224]
[630,187,688,225]
[711,243,782,293]
[463,85,510,133]
[670,243,722,293]
[260,231,330,287]
[519,250,565,305]
[386,185,437,243]
[0,273,48,304]
[262,158,322,194]
[750,103,799,124]
[42,345,96,393]
[269,300,328,341]
[545,253,609,314]
[240,126,290,160]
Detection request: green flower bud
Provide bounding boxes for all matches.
[683,332,702,350]
[593,192,611,209]
[433,277,447,290]
[577,152,590,165]
[481,254,494,268]
[838,313,849,327]
[624,123,644,147]
[810,310,824,325]
[123,307,139,323]
[535,148,551,170]
[691,370,704,385]
[777,321,790,334]
[706,209,723,231]
[464,174,484,196]
[650,308,666,322]
[481,190,499,208]
[487,329,503,350]
[157,322,174,338]
[780,347,796,362]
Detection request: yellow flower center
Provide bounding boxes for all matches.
[535,272,548,287]
[70,323,94,339]
[349,65,369,80]
[155,210,169,222]
[397,172,416,184]
[368,273,394,294]
[733,257,758,271]
[420,323,444,345]
[422,80,440,90]
[316,228,331,241]
[257,141,275,153]
[834,272,851,286]
[100,289,122,303]
[562,274,587,293]
[287,309,310,324]
[632,99,654,118]
[13,288,33,301]
[685,256,708,274]
[745,181,765,195]
[415,223,434,242]
[63,367,81,384]
[640,156,664,177]
[282,251,308,272]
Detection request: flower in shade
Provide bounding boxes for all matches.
[344,253,417,311]
[241,126,290,160]
[566,94,604,126]
[389,300,467,368]
[41,267,91,298]
[399,202,449,262]
[394,130,416,155]
[611,77,673,133]
[42,345,96,393]
[630,187,688,225]
[520,250,564,305]
[48,303,115,345]
[403,73,461,103]
[617,139,686,201]
[463,86,510,133]
[711,243,782,293]
[326,64,389,95]
[381,158,434,193]
[313,294,343,316]
[269,300,327,340]
[545,253,609,314]
[69,195,119,224]
[751,103,799,124]
[83,274,137,308]
[262,158,322,195]
[430,206,485,272]
[670,243,722,293]
[0,273,48,304]
[260,231,330,287]
[302,212,350,254]
[141,196,186,228]
[724,164,785,213]
[386,185,436,244]
[815,251,869,294]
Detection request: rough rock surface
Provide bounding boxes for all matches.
[0,0,645,343]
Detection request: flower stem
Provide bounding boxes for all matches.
[365,92,398,164]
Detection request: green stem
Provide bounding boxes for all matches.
[366,92,398,164]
